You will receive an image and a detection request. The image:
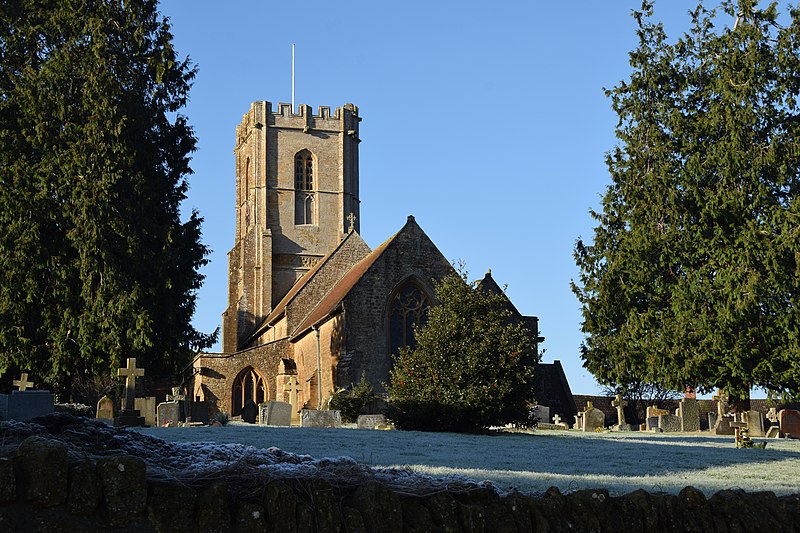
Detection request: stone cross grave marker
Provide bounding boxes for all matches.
[13,373,34,391]
[286,375,302,420]
[712,390,728,419]
[553,414,562,425]
[612,394,628,426]
[117,358,144,412]
[166,387,186,421]
[767,407,779,425]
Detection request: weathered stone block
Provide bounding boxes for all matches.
[341,507,366,533]
[402,497,437,533]
[68,460,102,515]
[15,436,68,507]
[345,481,402,533]
[263,480,296,533]
[97,455,147,526]
[425,492,459,533]
[260,401,292,426]
[308,478,341,533]
[233,501,266,533]
[147,481,197,533]
[196,481,231,533]
[0,458,15,503]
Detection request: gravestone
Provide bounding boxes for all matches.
[531,405,550,426]
[713,415,734,436]
[301,409,342,428]
[745,410,765,437]
[778,409,800,438]
[582,402,605,432]
[114,358,145,427]
[678,398,700,432]
[357,414,387,430]
[166,387,187,422]
[259,401,292,426]
[157,401,180,427]
[646,406,670,419]
[96,395,114,422]
[242,399,258,424]
[573,413,583,430]
[3,391,53,421]
[552,414,568,429]
[707,412,718,431]
[612,394,628,428]
[191,402,210,425]
[659,414,682,433]
[766,408,779,427]
[134,396,157,427]
[647,417,659,430]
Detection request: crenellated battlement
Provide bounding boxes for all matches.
[235,101,359,146]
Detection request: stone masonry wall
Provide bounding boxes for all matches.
[1,435,798,532]
[286,232,370,334]
[195,339,292,416]
[342,217,454,392]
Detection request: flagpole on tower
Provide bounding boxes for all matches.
[292,43,295,111]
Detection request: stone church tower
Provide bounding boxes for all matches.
[221,102,361,352]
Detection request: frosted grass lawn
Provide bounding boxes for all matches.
[137,425,800,496]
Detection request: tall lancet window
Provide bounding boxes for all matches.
[294,150,315,225]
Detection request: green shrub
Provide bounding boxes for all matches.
[328,374,375,422]
[386,270,539,433]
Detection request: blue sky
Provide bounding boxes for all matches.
[160,1,736,395]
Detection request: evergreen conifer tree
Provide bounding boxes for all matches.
[0,0,214,396]
[573,0,800,408]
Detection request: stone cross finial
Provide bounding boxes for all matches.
[766,407,778,424]
[13,373,34,391]
[612,393,628,425]
[347,212,356,232]
[117,358,144,411]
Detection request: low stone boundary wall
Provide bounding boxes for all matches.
[0,435,798,532]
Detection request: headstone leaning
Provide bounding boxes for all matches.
[260,401,292,426]
[96,395,115,421]
[678,398,700,432]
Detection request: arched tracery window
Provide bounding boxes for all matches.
[231,366,267,417]
[389,280,431,357]
[294,150,315,225]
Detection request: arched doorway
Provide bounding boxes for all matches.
[231,366,267,418]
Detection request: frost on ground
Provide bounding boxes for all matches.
[138,422,800,497]
[3,413,798,497]
[0,413,488,497]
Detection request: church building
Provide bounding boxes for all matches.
[193,101,543,420]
